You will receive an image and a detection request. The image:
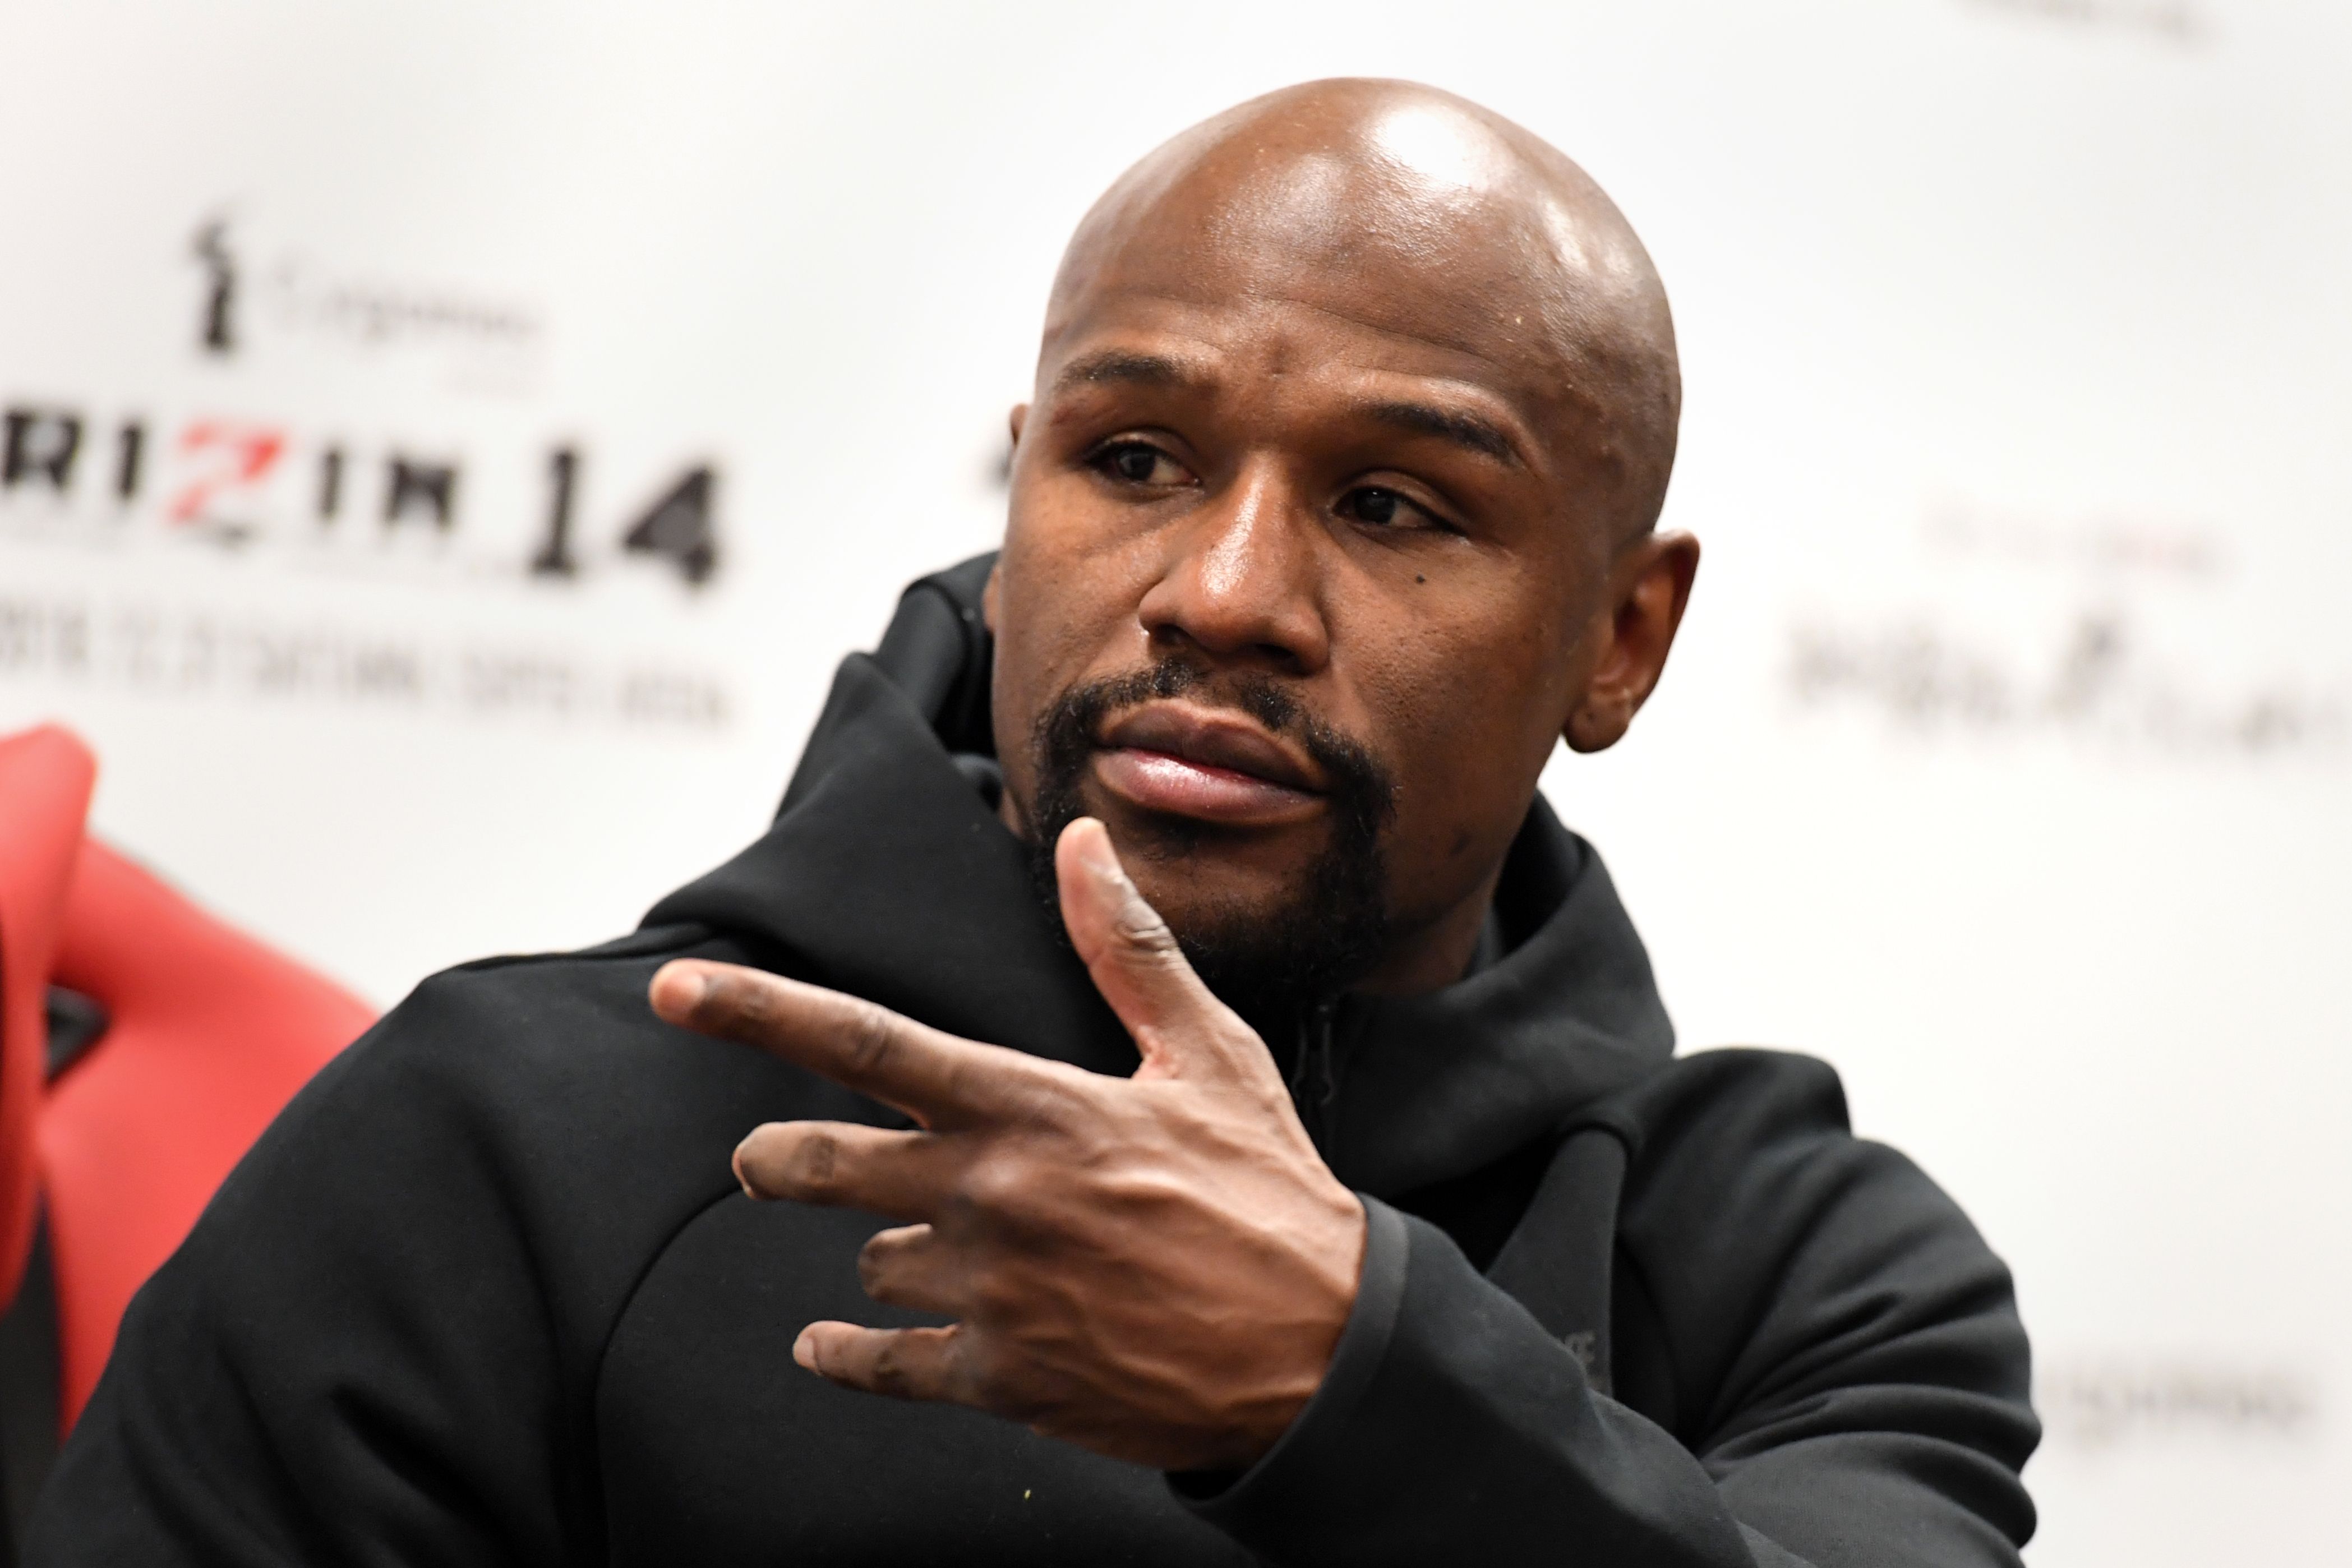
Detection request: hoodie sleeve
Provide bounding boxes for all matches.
[1175,1052,2039,1568]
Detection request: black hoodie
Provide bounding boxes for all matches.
[29,557,2037,1566]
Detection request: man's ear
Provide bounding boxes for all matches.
[1564,531,1700,754]
[987,405,1025,637]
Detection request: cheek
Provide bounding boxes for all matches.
[991,482,1157,760]
[1348,598,1575,886]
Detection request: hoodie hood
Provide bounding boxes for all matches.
[647,555,1675,1198]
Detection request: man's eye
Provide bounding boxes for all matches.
[1095,442,1179,486]
[1344,486,1417,528]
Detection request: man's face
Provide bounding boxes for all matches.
[988,138,1653,1000]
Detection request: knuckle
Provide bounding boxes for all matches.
[855,1228,915,1295]
[869,1337,920,1400]
[956,1335,1004,1399]
[840,999,900,1077]
[954,1153,1035,1216]
[1004,1062,1084,1124]
[861,1335,903,1401]
[1110,902,1178,958]
[966,1267,1026,1322]
[786,1129,844,1195]
[966,1346,1041,1422]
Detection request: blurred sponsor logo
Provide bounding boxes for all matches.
[2,212,720,588]
[1923,494,2225,581]
[1787,609,2345,757]
[1784,495,2345,759]
[2038,1357,2319,1450]
[266,258,541,359]
[1962,0,2210,45]
[0,592,726,730]
[193,219,237,355]
[0,403,718,590]
[0,210,736,728]
[190,215,544,388]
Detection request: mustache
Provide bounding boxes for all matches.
[1036,658,1396,829]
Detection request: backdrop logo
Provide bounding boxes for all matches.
[2037,1356,2321,1451]
[0,399,721,589]
[1,206,723,589]
[191,216,238,356]
[1961,0,2210,45]
[1784,495,2347,761]
[184,210,546,385]
[0,211,736,728]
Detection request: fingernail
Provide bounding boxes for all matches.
[792,1329,819,1372]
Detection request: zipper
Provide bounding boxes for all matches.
[1289,998,1345,1154]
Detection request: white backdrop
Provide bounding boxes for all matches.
[2,1,2345,1560]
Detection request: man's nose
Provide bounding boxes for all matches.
[1135,461,1331,676]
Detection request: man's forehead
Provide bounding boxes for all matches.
[1043,323,1542,473]
[1038,265,1604,471]
[1039,80,1681,534]
[1066,151,1588,356]
[1049,280,1545,383]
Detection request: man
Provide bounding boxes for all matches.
[31,80,2036,1566]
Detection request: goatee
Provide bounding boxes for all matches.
[1022,658,1398,1021]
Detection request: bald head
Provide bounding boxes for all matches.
[1045,79,1680,543]
[989,79,1701,1003]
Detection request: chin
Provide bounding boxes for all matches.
[1119,842,1301,917]
[1093,796,1323,883]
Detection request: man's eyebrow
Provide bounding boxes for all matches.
[1051,349,1202,394]
[1050,353,1530,468]
[1365,400,1527,468]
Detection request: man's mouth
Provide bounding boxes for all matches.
[1092,702,1327,827]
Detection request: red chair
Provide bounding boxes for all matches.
[0,725,374,1438]
[0,729,91,1322]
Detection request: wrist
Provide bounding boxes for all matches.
[1225,1186,1367,1465]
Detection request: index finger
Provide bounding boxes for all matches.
[651,960,1071,1129]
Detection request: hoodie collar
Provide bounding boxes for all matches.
[647,555,1675,1198]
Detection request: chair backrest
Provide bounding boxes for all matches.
[0,723,376,1432]
[43,838,375,1427]
[0,729,98,1312]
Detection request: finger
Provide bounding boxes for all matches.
[1053,818,1253,1081]
[651,961,1070,1129]
[793,1322,983,1409]
[855,1223,967,1315]
[733,1122,961,1221]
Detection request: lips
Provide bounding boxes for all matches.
[1092,702,1327,827]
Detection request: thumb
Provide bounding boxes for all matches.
[1055,817,1249,1082]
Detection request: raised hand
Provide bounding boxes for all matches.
[646,817,1367,1472]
